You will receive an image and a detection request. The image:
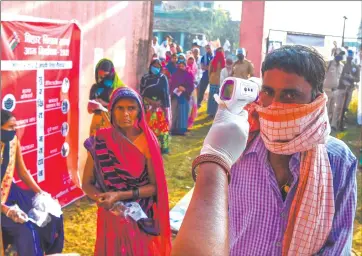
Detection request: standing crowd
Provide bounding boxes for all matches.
[148,35,256,148]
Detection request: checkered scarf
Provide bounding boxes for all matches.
[256,93,335,255]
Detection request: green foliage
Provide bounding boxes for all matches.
[166,7,240,51]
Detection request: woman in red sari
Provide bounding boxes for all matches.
[82,87,171,255]
[186,56,199,129]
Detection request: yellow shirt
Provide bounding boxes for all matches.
[232,59,254,79]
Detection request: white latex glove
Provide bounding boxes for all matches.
[200,105,249,169]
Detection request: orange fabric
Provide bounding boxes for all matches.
[133,132,151,159]
[89,112,111,136]
[257,98,326,123]
[247,94,335,255]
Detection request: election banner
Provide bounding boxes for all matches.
[1,17,84,206]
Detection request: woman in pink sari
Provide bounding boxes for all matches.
[186,56,198,129]
[82,87,171,255]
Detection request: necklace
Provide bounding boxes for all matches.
[280,177,293,194]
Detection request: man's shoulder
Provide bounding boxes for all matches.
[326,136,357,167]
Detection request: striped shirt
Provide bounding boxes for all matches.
[229,135,357,255]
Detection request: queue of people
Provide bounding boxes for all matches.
[1,40,359,256]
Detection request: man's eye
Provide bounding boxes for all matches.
[284,92,297,100]
[261,88,272,96]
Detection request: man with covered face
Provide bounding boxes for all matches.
[231,48,254,79]
[323,48,345,130]
[172,45,357,256]
[335,49,361,130]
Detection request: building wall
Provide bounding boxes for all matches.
[1,1,153,181]
[240,1,265,78]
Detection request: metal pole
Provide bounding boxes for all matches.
[342,16,347,47]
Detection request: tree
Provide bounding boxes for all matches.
[162,7,240,51]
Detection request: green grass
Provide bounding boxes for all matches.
[164,104,212,208]
[332,90,361,254]
[62,100,362,255]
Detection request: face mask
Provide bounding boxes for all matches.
[103,79,113,87]
[335,56,343,62]
[150,66,161,75]
[1,129,16,143]
[237,55,244,61]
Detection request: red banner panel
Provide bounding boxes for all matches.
[1,19,84,206]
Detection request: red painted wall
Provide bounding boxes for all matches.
[240,1,265,77]
[1,1,153,181]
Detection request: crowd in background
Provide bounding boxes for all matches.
[147,35,255,153]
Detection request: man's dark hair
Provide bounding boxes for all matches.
[1,109,14,126]
[261,45,326,99]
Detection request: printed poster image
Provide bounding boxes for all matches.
[1,18,84,206]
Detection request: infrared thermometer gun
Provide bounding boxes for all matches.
[214,77,261,115]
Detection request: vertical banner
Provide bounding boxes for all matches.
[1,18,84,206]
[37,68,45,182]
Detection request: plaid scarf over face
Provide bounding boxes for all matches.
[256,93,335,255]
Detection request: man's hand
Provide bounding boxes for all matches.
[200,105,249,169]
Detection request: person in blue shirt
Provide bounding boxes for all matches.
[197,44,214,108]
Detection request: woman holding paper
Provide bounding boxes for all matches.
[140,59,171,154]
[0,109,64,256]
[170,60,195,135]
[88,59,125,136]
[82,87,171,256]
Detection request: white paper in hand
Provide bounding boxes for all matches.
[173,88,182,97]
[124,202,148,221]
[32,193,63,218]
[89,100,108,112]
